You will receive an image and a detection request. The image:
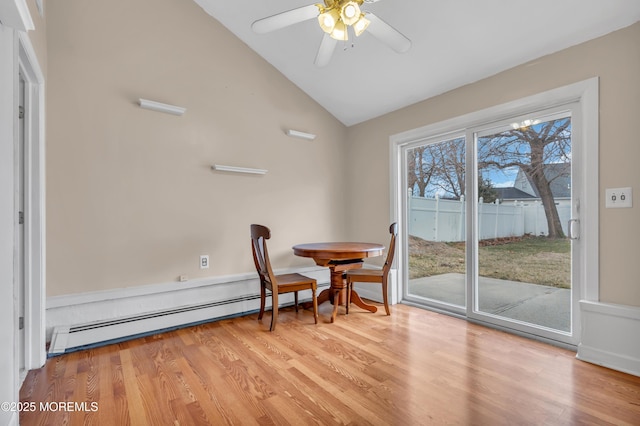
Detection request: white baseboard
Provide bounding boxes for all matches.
[47,266,329,355]
[577,300,640,377]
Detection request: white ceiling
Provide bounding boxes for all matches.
[193,0,640,126]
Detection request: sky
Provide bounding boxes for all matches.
[486,166,519,188]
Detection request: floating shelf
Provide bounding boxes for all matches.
[211,165,268,175]
[285,129,316,140]
[138,98,186,116]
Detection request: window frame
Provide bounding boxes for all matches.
[389,78,599,346]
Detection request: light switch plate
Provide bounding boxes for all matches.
[605,187,632,208]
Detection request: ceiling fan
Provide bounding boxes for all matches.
[251,0,412,67]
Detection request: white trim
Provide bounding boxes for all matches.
[391,79,599,146]
[577,79,599,302]
[0,21,18,426]
[577,301,640,377]
[47,266,325,309]
[17,31,46,371]
[35,0,44,19]
[46,266,330,351]
[0,0,34,32]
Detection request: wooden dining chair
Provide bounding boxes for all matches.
[250,224,318,331]
[345,223,397,315]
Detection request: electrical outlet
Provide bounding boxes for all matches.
[605,187,633,208]
[200,255,209,269]
[179,274,188,282]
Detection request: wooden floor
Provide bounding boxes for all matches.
[20,302,640,425]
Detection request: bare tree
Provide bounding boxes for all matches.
[407,146,435,197]
[478,118,571,238]
[408,138,466,199]
[429,139,466,199]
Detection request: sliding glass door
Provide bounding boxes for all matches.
[406,135,467,314]
[401,104,583,345]
[471,111,573,336]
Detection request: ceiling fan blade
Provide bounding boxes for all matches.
[365,13,412,53]
[251,4,319,34]
[314,33,338,67]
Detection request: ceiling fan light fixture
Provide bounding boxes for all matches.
[251,0,412,68]
[330,20,348,40]
[340,1,361,26]
[353,14,370,36]
[318,8,340,34]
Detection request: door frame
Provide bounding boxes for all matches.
[16,30,46,374]
[390,78,599,346]
[466,106,580,345]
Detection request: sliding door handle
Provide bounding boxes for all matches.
[568,218,580,240]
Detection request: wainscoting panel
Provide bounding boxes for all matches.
[47,266,330,355]
[577,300,640,377]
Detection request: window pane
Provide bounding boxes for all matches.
[407,137,466,309]
[475,116,572,332]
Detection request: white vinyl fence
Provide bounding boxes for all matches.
[409,195,571,242]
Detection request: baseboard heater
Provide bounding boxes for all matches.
[48,287,325,357]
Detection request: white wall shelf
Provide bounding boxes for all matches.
[138,98,186,116]
[211,164,268,175]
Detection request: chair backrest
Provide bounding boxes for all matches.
[382,222,398,274]
[250,224,276,288]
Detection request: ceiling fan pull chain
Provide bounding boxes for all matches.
[344,25,355,50]
[350,26,355,49]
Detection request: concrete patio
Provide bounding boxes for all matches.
[408,273,571,332]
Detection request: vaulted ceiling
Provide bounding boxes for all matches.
[194,0,640,126]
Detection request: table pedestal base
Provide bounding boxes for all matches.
[293,243,385,323]
[319,267,378,322]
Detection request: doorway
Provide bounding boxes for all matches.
[469,109,575,339]
[15,32,47,375]
[393,80,599,347]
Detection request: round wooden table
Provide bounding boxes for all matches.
[292,242,384,322]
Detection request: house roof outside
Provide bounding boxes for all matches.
[494,187,537,201]
[498,163,571,201]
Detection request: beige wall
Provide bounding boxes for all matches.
[45,1,640,306]
[347,22,640,307]
[45,0,348,296]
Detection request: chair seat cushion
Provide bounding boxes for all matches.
[274,273,317,292]
[275,273,315,284]
[347,268,384,278]
[347,268,386,289]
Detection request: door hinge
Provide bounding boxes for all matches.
[19,105,24,120]
[19,317,24,330]
[18,211,24,225]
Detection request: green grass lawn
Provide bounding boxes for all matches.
[409,235,571,288]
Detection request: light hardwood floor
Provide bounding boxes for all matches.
[20,302,640,425]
